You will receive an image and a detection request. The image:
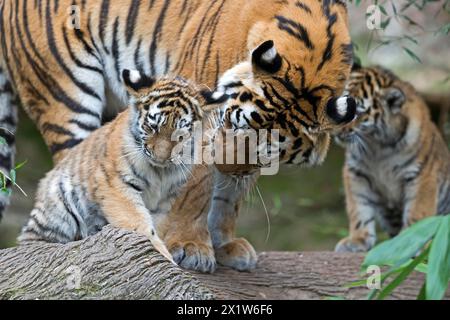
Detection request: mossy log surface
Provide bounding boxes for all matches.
[0,226,448,300]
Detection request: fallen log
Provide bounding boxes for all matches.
[0,226,447,300]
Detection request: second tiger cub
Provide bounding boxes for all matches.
[19,70,217,264]
[335,65,450,253]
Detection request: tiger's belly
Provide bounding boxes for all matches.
[366,156,408,235]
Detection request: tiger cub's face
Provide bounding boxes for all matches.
[335,66,408,146]
[123,70,210,168]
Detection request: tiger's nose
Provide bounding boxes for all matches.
[326,96,357,125]
[152,140,173,162]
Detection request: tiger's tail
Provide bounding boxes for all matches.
[0,64,19,221]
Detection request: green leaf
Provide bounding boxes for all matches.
[345,279,368,288]
[415,262,428,274]
[400,15,424,30]
[403,47,422,63]
[14,160,27,171]
[363,217,441,268]
[417,282,427,300]
[392,2,398,16]
[381,17,391,30]
[378,5,388,16]
[0,188,11,196]
[404,35,419,45]
[9,169,16,184]
[426,215,450,300]
[377,247,429,300]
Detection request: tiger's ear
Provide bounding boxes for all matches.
[252,40,282,73]
[384,87,405,113]
[122,69,155,94]
[200,89,228,106]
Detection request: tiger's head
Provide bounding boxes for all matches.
[209,0,356,169]
[123,69,217,168]
[335,65,411,147]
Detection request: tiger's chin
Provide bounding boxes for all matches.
[300,133,331,168]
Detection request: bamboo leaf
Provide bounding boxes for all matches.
[14,160,27,171]
[426,215,450,300]
[363,217,441,268]
[379,5,388,16]
[381,17,391,30]
[417,282,427,300]
[377,247,429,300]
[403,47,422,63]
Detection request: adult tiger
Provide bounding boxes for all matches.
[0,0,355,272]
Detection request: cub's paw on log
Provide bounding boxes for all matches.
[335,237,372,253]
[168,241,217,273]
[215,238,257,272]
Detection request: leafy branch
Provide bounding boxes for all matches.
[349,0,450,64]
[355,216,450,300]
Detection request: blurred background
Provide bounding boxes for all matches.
[1,0,449,250]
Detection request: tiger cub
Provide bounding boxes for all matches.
[335,65,450,253]
[19,70,216,263]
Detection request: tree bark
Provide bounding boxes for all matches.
[0,226,448,300]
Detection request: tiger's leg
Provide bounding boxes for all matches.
[100,185,174,264]
[403,172,438,228]
[335,166,378,253]
[0,68,18,220]
[208,171,258,271]
[160,166,217,273]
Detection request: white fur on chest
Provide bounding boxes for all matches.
[359,149,419,207]
[141,168,187,215]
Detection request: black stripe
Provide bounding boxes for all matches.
[0,130,15,146]
[59,182,82,239]
[99,0,110,54]
[317,3,338,71]
[341,43,354,65]
[213,196,231,204]
[45,1,102,101]
[16,1,100,118]
[134,38,144,71]
[295,1,312,14]
[125,0,140,45]
[348,167,374,190]
[50,138,83,155]
[111,17,121,83]
[199,0,226,80]
[149,0,171,75]
[42,123,74,137]
[29,214,70,242]
[0,2,18,92]
[62,26,103,74]
[124,179,143,193]
[275,15,314,50]
[0,152,12,170]
[69,119,99,132]
[72,23,102,64]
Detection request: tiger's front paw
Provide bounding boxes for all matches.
[215,238,257,271]
[335,237,372,253]
[169,241,217,273]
